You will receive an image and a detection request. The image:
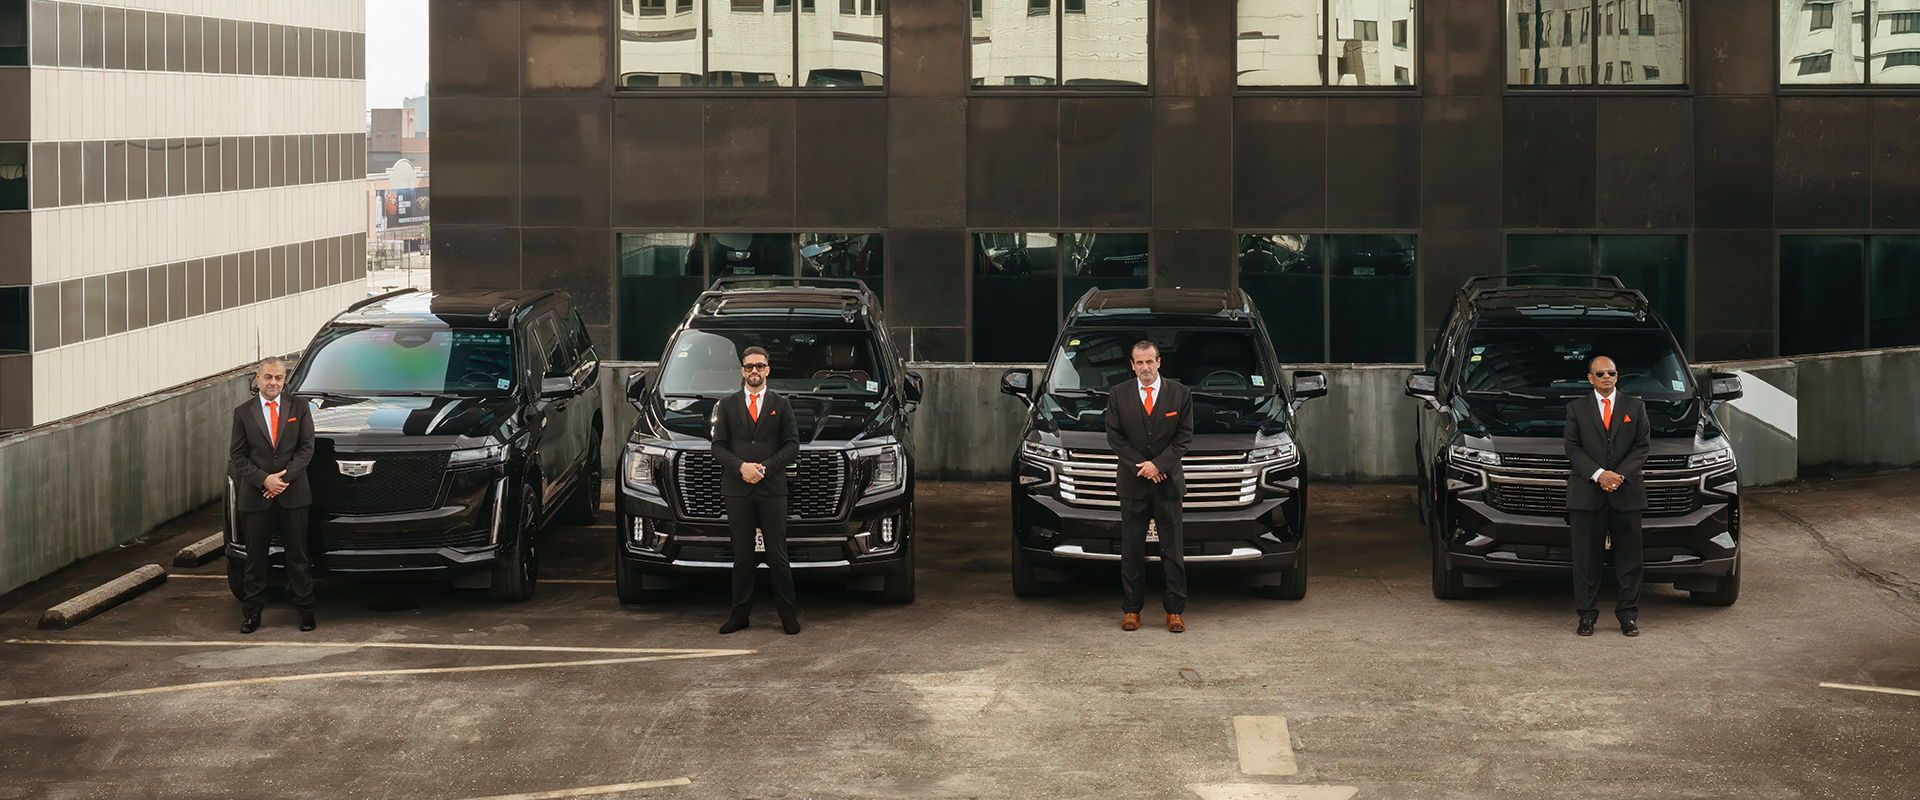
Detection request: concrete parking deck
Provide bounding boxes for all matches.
[1,478,1916,799]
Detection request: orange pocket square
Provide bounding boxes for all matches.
[1164,411,1178,417]
[1623,415,1631,422]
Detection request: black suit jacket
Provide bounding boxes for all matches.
[1564,392,1652,512]
[711,390,802,497]
[1105,378,1194,500]
[229,395,316,512]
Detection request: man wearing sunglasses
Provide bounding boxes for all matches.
[1564,355,1652,638]
[710,346,803,635]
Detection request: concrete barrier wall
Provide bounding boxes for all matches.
[1286,364,1421,482]
[1791,348,1920,472]
[1707,360,1799,487]
[0,365,257,596]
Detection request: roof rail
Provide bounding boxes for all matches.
[707,276,876,295]
[345,286,420,312]
[487,289,559,322]
[1463,274,1628,294]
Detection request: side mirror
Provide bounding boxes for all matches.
[1000,368,1033,405]
[1405,370,1440,401]
[1291,370,1328,400]
[903,370,924,404]
[1707,371,1744,403]
[540,376,576,399]
[625,370,648,410]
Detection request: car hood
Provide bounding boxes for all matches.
[642,394,901,445]
[1032,391,1290,438]
[305,395,517,441]
[1452,393,1707,438]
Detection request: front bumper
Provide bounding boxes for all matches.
[1013,486,1307,577]
[1440,493,1740,586]
[615,485,912,587]
[225,471,508,582]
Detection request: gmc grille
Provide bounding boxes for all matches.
[1057,450,1260,511]
[311,449,450,515]
[673,450,849,520]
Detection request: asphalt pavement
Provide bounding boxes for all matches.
[1,476,1916,800]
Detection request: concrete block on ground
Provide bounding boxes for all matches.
[38,564,168,630]
[172,533,226,567]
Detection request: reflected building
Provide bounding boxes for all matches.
[1780,0,1920,85]
[1507,0,1685,85]
[617,0,885,87]
[972,0,1147,86]
[1240,0,1415,86]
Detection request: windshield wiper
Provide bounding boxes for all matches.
[1464,389,1548,401]
[295,390,363,402]
[1045,388,1103,397]
[379,390,464,398]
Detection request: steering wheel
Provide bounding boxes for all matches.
[458,370,498,385]
[1199,370,1247,389]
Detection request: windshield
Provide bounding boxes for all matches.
[1046,329,1272,396]
[660,329,886,396]
[297,328,515,395]
[1459,328,1692,397]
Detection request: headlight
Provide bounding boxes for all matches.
[1689,438,1736,469]
[857,444,905,496]
[449,444,508,466]
[623,444,669,497]
[1248,435,1298,466]
[1449,444,1501,468]
[1020,440,1066,461]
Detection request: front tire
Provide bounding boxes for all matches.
[489,487,540,602]
[1258,543,1309,600]
[562,435,602,526]
[878,543,916,604]
[1431,533,1472,600]
[1011,534,1052,597]
[1690,549,1741,606]
[613,547,672,604]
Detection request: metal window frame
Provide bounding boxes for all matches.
[1504,0,1693,94]
[965,0,1153,95]
[610,0,890,94]
[1232,0,1425,96]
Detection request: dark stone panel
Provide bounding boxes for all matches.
[1693,230,1774,333]
[1422,97,1501,230]
[520,0,608,95]
[1694,0,1773,96]
[433,227,522,291]
[105,271,126,336]
[1233,97,1326,230]
[705,99,798,228]
[1154,229,1233,290]
[0,356,30,431]
[1059,98,1152,229]
[127,267,147,330]
[1503,96,1595,229]
[1418,229,1502,336]
[1776,98,1871,231]
[0,215,26,285]
[1693,330,1773,363]
[1153,97,1231,229]
[1696,97,1773,230]
[1596,97,1692,230]
[435,97,521,226]
[967,97,1057,229]
[32,284,58,352]
[611,98,703,228]
[522,228,611,327]
[886,228,967,328]
[60,278,81,345]
[521,98,609,228]
[0,71,26,140]
[1154,0,1233,96]
[1328,98,1421,229]
[82,275,104,340]
[430,0,520,96]
[907,327,966,362]
[1873,98,1920,229]
[1422,0,1502,97]
[887,97,966,229]
[797,98,888,228]
[887,0,965,97]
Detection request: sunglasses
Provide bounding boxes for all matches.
[741,363,770,371]
[1590,370,1618,377]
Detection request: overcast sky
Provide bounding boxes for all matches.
[366,0,430,112]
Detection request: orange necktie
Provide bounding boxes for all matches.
[1143,385,1154,415]
[266,400,279,447]
[1602,397,1612,431]
[748,393,759,421]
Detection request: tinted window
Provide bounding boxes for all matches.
[298,328,518,394]
[1459,328,1691,397]
[1046,329,1272,396]
[660,329,884,396]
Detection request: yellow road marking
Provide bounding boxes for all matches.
[457,778,693,799]
[1820,681,1920,698]
[1232,715,1299,776]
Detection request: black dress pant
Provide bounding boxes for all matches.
[1119,483,1187,615]
[1570,505,1644,622]
[241,501,315,614]
[726,494,797,617]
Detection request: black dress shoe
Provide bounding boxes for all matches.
[1577,618,1596,637]
[1621,619,1640,637]
[780,613,801,636]
[299,613,317,632]
[240,613,262,634]
[718,615,750,634]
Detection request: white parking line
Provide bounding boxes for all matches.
[457,778,692,799]
[6,639,749,656]
[1187,785,1357,800]
[1232,716,1299,776]
[1820,682,1920,698]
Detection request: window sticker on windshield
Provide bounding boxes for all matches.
[1252,375,1265,387]
[1470,355,1482,362]
[1672,379,1685,391]
[1064,352,1076,360]
[1069,339,1080,346]
[497,378,509,390]
[866,381,879,392]
[676,351,688,358]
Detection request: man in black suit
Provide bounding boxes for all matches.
[1564,355,1652,637]
[229,357,318,633]
[1105,341,1195,633]
[711,346,803,635]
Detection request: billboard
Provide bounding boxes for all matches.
[373,187,430,231]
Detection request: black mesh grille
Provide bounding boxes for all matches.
[320,528,491,551]
[674,450,848,520]
[311,449,450,515]
[1498,453,1692,472]
[1487,483,1698,517]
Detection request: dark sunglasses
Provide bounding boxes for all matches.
[741,363,770,371]
[1590,369,1618,377]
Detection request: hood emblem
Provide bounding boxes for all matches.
[338,460,375,478]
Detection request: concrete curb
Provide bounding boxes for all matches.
[38,565,168,630]
[172,533,226,567]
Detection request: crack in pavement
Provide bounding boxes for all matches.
[1748,496,1920,609]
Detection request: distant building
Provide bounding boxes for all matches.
[367,158,429,261]
[403,85,429,133]
[368,107,428,174]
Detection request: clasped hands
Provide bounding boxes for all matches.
[263,470,289,499]
[739,462,767,484]
[1135,461,1166,484]
[1597,470,1625,493]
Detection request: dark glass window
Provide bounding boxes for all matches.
[1329,234,1416,362]
[184,137,203,195]
[1238,234,1325,364]
[0,142,26,211]
[103,7,123,70]
[1810,2,1833,31]
[164,13,182,72]
[1870,237,1920,348]
[1506,234,1688,341]
[299,328,518,395]
[145,10,164,70]
[972,232,1060,362]
[1062,232,1149,308]
[57,141,78,206]
[81,140,103,204]
[30,142,56,208]
[1506,234,1591,279]
[0,286,26,355]
[707,232,795,278]
[1780,235,1867,356]
[80,3,100,68]
[145,138,166,199]
[126,9,145,70]
[618,233,703,359]
[8,0,37,67]
[182,14,201,72]
[969,0,1152,88]
[55,0,75,66]
[800,232,884,301]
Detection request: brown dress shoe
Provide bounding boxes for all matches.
[1166,614,1186,633]
[1121,613,1140,631]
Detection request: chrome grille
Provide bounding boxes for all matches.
[1057,450,1260,510]
[673,450,849,520]
[311,448,449,515]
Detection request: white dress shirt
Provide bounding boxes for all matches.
[1137,376,1163,413]
[1590,389,1617,482]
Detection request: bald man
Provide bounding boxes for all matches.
[229,357,318,633]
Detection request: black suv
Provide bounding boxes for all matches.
[223,289,604,602]
[615,278,923,604]
[1406,276,1745,605]
[1000,288,1327,599]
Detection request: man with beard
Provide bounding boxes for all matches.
[1565,354,1652,637]
[229,357,318,633]
[1105,341,1194,633]
[711,346,803,635]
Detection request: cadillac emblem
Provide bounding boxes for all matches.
[338,460,375,478]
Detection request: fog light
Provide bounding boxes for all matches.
[630,518,645,545]
[879,517,896,545]
[1709,532,1736,550]
[1464,534,1495,548]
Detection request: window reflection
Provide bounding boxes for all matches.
[1509,0,1682,86]
[708,0,793,86]
[617,0,704,86]
[972,232,1059,361]
[1875,0,1920,83]
[972,0,1059,86]
[1063,232,1149,308]
[1062,0,1147,86]
[798,0,884,86]
[1329,0,1415,86]
[706,233,796,278]
[1781,0,1867,84]
[618,233,704,359]
[800,232,884,300]
[1238,0,1326,86]
[1238,234,1326,363]
[1871,237,1920,346]
[1780,236,1867,356]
